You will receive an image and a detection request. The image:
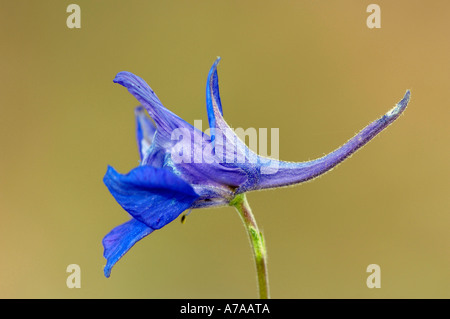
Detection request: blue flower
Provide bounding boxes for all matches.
[103,57,410,277]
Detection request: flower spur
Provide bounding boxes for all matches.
[103,57,410,297]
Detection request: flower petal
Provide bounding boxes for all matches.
[114,71,190,137]
[103,165,199,229]
[135,106,156,163]
[252,90,411,191]
[204,58,259,167]
[206,57,224,144]
[102,218,154,278]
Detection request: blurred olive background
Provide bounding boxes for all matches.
[0,0,449,298]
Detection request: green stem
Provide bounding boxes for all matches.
[230,194,270,299]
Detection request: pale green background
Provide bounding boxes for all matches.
[0,1,449,298]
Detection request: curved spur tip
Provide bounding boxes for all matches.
[386,90,411,118]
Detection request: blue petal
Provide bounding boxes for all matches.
[114,71,190,137]
[135,106,156,163]
[103,165,199,229]
[102,218,154,278]
[206,57,224,144]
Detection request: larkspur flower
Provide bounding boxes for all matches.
[103,57,410,279]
